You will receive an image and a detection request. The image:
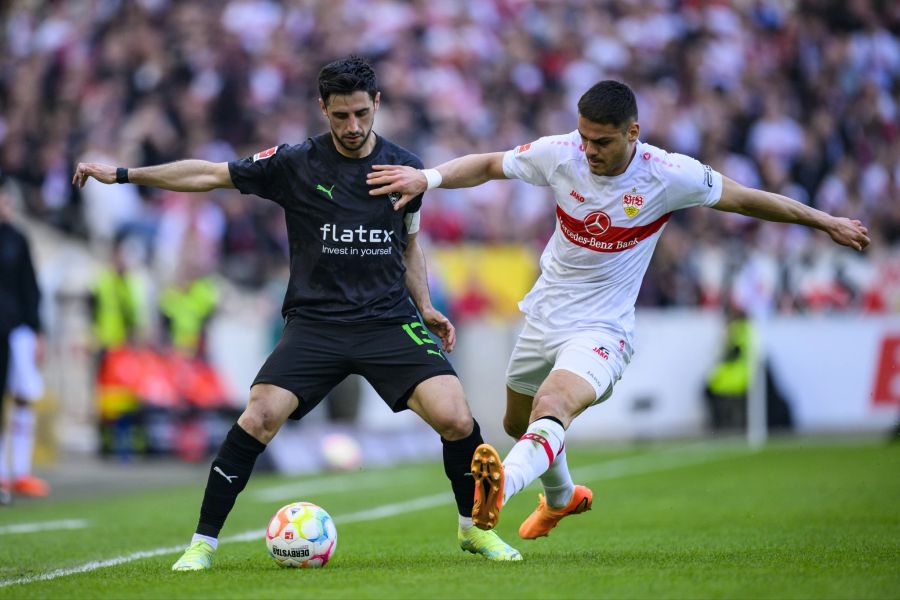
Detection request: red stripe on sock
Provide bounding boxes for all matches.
[557,442,565,457]
[520,432,554,465]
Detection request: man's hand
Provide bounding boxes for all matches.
[826,217,870,251]
[367,165,428,211]
[72,163,116,187]
[420,306,456,353]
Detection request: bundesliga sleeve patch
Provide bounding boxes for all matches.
[253,146,278,162]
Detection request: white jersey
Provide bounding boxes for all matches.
[502,131,723,356]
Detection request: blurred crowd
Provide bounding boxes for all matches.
[2,0,899,317]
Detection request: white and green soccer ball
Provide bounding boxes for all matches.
[265,502,337,568]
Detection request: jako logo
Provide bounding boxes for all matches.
[583,211,611,236]
[592,346,609,360]
[570,189,585,202]
[320,224,394,243]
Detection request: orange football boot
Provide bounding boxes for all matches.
[471,444,504,530]
[12,475,50,498]
[518,484,592,539]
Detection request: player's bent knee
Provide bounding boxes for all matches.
[237,409,278,443]
[239,398,288,443]
[435,414,473,441]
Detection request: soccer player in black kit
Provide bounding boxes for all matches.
[73,57,522,568]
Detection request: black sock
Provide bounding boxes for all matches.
[534,415,565,429]
[196,423,266,538]
[441,419,483,518]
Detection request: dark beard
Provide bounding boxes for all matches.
[334,127,373,153]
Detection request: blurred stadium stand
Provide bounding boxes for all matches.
[1,0,898,464]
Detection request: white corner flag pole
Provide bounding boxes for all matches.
[747,319,768,449]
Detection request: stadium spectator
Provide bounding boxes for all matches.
[367,79,869,539]
[158,265,219,359]
[72,56,522,568]
[91,236,147,353]
[704,304,755,431]
[0,177,50,503]
[1,0,896,315]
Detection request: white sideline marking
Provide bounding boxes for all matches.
[570,444,747,483]
[0,445,744,588]
[0,519,89,535]
[249,467,426,503]
[337,493,451,524]
[0,545,187,588]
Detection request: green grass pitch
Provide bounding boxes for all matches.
[0,439,897,599]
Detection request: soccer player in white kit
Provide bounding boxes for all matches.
[367,81,870,540]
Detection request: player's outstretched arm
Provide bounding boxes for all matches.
[403,233,455,352]
[368,152,507,211]
[72,160,234,192]
[714,176,870,251]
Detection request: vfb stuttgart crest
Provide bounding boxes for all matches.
[583,211,611,236]
[623,187,644,218]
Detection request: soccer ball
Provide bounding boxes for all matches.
[321,433,362,471]
[266,502,337,568]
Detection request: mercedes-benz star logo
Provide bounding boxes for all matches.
[583,211,611,236]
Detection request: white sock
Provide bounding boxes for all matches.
[0,433,8,482]
[191,533,218,550]
[458,515,474,531]
[502,417,565,505]
[539,446,575,508]
[10,406,36,480]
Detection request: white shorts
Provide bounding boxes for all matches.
[506,319,628,403]
[7,326,44,402]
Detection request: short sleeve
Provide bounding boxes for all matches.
[662,152,723,212]
[228,143,290,203]
[501,138,556,186]
[404,210,420,234]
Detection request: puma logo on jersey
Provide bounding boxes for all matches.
[316,184,335,199]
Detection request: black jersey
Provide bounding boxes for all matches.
[228,133,424,322]
[0,222,41,333]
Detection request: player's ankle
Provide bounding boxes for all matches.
[543,483,575,508]
[191,533,219,550]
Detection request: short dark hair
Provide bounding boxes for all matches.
[577,81,638,129]
[318,56,378,105]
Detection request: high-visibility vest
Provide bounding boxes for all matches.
[93,268,143,348]
[159,277,218,353]
[707,318,756,397]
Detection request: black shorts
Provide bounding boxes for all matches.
[253,316,457,420]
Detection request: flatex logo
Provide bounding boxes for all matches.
[320,224,395,257]
[320,224,394,243]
